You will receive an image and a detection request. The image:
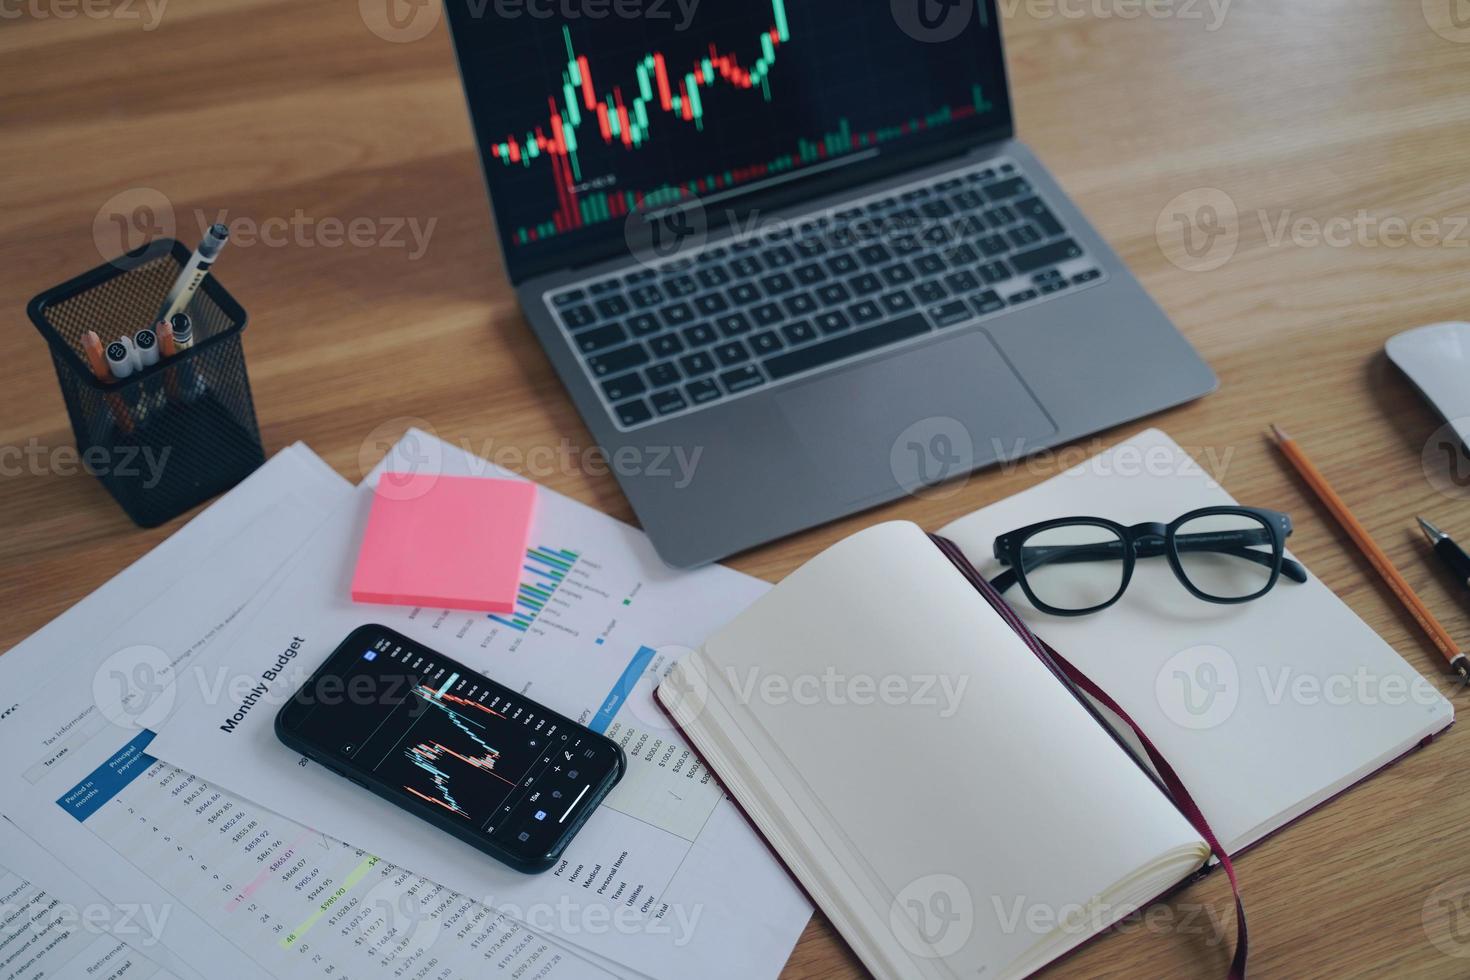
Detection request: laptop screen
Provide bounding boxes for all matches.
[447,0,1012,282]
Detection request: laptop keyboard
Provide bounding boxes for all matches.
[545,157,1106,431]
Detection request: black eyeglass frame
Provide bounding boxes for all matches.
[989,506,1309,617]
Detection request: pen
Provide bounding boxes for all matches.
[1269,424,1470,686]
[156,223,229,324]
[1418,518,1470,589]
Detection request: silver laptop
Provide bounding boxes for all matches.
[445,0,1216,567]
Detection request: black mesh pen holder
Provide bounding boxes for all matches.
[28,238,265,527]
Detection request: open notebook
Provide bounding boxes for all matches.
[657,429,1454,980]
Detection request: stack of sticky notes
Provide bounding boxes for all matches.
[350,472,537,612]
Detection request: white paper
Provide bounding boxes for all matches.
[148,431,812,980]
[0,447,614,980]
[0,817,186,980]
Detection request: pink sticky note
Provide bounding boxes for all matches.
[351,473,537,613]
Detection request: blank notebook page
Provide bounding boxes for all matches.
[939,428,1454,852]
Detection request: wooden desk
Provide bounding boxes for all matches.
[4,1,1470,976]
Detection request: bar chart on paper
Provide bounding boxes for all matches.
[490,545,583,632]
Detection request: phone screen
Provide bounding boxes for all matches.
[276,625,624,871]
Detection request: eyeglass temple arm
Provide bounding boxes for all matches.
[990,530,1309,593]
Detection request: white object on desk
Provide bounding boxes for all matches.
[1387,321,1470,446]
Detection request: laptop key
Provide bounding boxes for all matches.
[978,234,1009,257]
[984,176,1032,201]
[666,275,699,297]
[577,323,628,353]
[695,293,730,316]
[1010,238,1084,274]
[815,310,851,334]
[696,266,731,289]
[601,372,647,401]
[720,365,765,394]
[857,244,892,266]
[646,362,681,388]
[680,351,716,376]
[731,256,763,277]
[660,302,695,326]
[553,289,586,307]
[1008,224,1043,249]
[915,281,948,305]
[630,285,664,308]
[849,300,883,324]
[794,238,827,258]
[763,313,932,380]
[915,254,947,277]
[562,305,597,330]
[817,282,852,306]
[750,331,784,355]
[782,320,818,345]
[650,334,684,358]
[760,272,796,295]
[945,269,981,293]
[752,303,784,327]
[978,260,1010,284]
[684,322,719,346]
[880,263,916,286]
[715,313,752,337]
[1039,279,1069,294]
[590,279,620,295]
[628,312,661,337]
[1072,268,1103,284]
[971,290,1006,315]
[651,389,688,415]
[794,262,827,285]
[763,245,796,268]
[596,295,630,319]
[1016,197,1064,237]
[930,300,972,327]
[1007,288,1040,305]
[686,378,721,404]
[783,293,818,317]
[983,205,1017,228]
[944,244,980,267]
[851,272,884,296]
[714,341,750,366]
[615,398,652,427]
[588,343,650,376]
[698,245,728,262]
[881,291,917,315]
[824,253,859,276]
[729,282,760,305]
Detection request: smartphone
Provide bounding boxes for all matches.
[275,625,626,874]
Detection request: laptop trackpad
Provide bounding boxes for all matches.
[773,330,1057,504]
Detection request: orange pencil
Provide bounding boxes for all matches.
[1269,424,1468,685]
[82,330,134,435]
[154,318,180,399]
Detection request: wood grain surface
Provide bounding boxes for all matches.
[4,1,1470,976]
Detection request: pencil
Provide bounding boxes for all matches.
[1269,424,1468,686]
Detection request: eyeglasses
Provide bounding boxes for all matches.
[988,507,1309,617]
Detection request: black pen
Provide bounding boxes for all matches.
[1418,518,1470,588]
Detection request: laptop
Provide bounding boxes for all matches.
[444,0,1216,567]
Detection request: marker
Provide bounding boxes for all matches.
[157,223,229,324]
[105,339,136,380]
[134,328,160,368]
[169,312,195,351]
[117,334,142,373]
[83,331,133,434]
